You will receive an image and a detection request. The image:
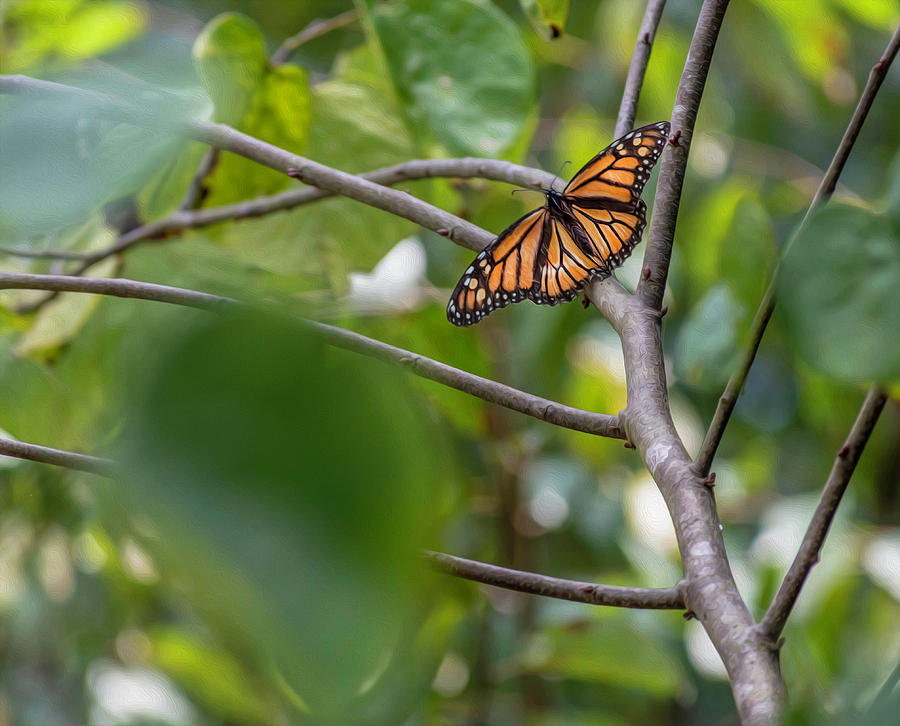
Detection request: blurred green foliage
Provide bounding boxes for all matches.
[0,1,899,725]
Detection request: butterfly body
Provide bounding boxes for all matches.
[447,122,669,327]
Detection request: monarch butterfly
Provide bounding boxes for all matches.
[447,121,669,326]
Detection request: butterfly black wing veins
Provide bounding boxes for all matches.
[448,122,669,327]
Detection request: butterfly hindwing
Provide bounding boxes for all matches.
[569,199,647,269]
[530,215,607,305]
[447,208,547,326]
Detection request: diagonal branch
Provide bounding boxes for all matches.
[614,0,667,139]
[635,0,730,309]
[311,321,623,437]
[0,272,624,438]
[178,148,219,211]
[30,158,554,271]
[270,8,359,66]
[693,24,900,478]
[0,74,494,252]
[758,387,888,643]
[426,551,686,609]
[0,436,117,477]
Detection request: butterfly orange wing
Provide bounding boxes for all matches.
[447,208,547,326]
[563,122,669,207]
[447,122,669,326]
[530,214,608,305]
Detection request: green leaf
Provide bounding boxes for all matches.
[675,283,745,389]
[527,620,682,697]
[192,12,268,125]
[149,627,276,725]
[369,0,535,156]
[779,205,900,383]
[4,0,146,72]
[112,307,452,721]
[521,0,570,39]
[215,58,415,286]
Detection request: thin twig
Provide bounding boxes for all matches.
[0,271,234,310]
[270,8,359,66]
[178,148,219,211]
[0,245,92,260]
[0,273,624,438]
[759,387,888,643]
[310,321,624,438]
[614,0,667,139]
[11,156,554,314]
[693,24,900,478]
[0,436,117,477]
[426,551,686,609]
[60,158,554,271]
[634,0,730,309]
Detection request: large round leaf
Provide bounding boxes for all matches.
[371,0,535,157]
[113,307,451,721]
[779,205,900,383]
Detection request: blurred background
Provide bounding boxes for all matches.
[0,1,899,724]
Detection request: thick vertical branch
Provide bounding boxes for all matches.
[593,282,784,726]
[635,0,730,309]
[614,0,667,139]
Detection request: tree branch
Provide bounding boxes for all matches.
[0,273,624,438]
[0,436,117,477]
[591,278,784,726]
[614,0,667,139]
[270,8,360,66]
[0,74,494,252]
[0,271,233,310]
[426,551,686,609]
[40,158,554,270]
[178,148,219,211]
[635,0,730,309]
[693,23,900,478]
[758,387,888,643]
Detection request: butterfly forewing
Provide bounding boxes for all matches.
[564,122,669,207]
[447,208,547,326]
[448,122,669,326]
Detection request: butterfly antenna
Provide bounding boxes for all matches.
[554,160,571,189]
[510,187,543,197]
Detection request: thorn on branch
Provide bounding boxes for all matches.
[286,167,303,179]
[659,304,669,317]
[436,228,450,237]
[838,444,851,459]
[579,584,595,593]
[683,610,696,621]
[642,31,651,43]
[581,296,590,309]
[624,441,636,449]
[704,472,717,488]
[642,266,652,280]
[668,129,682,147]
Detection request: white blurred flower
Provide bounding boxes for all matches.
[685,620,728,679]
[88,660,196,726]
[863,531,900,602]
[348,237,433,314]
[624,473,678,556]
